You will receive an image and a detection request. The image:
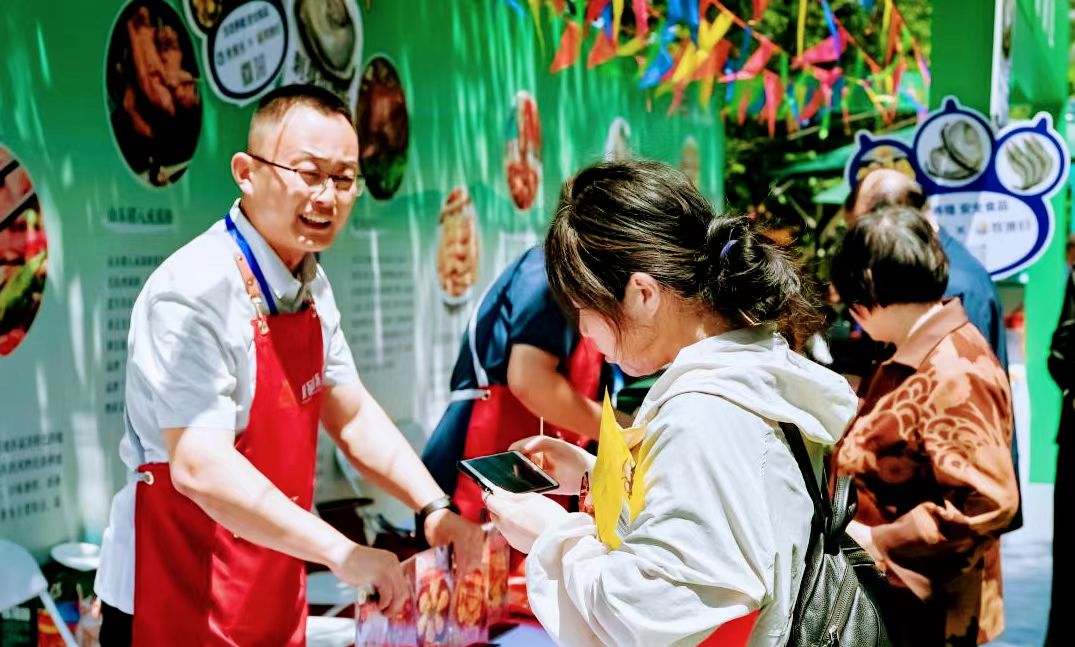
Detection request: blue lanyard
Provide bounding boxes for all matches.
[224,214,278,315]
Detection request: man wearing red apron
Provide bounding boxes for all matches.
[95,85,480,646]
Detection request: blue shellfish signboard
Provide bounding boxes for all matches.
[846,97,1069,279]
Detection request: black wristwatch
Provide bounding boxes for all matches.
[415,495,458,545]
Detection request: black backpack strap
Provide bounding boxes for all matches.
[780,422,833,541]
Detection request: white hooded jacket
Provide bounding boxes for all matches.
[525,327,858,647]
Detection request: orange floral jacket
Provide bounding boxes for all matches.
[833,299,1018,645]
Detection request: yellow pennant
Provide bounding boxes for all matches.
[700,10,734,53]
[617,36,649,57]
[592,392,646,550]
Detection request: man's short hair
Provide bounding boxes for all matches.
[248,84,354,150]
[845,169,927,215]
[831,205,949,309]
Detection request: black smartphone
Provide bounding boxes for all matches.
[457,450,559,494]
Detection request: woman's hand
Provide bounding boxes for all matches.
[846,520,881,562]
[483,488,570,553]
[509,435,596,495]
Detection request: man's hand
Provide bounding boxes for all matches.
[424,509,483,573]
[328,541,410,616]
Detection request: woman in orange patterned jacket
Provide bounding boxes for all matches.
[829,205,1019,647]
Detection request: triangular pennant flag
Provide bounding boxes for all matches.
[588,29,618,67]
[671,41,702,84]
[632,0,650,40]
[617,36,649,56]
[693,39,732,81]
[763,70,783,136]
[794,35,840,68]
[753,0,771,20]
[796,0,808,56]
[639,22,677,88]
[881,0,893,60]
[601,2,614,39]
[612,0,624,41]
[550,21,583,72]
[660,40,688,83]
[667,82,687,115]
[820,0,841,57]
[719,37,774,82]
[586,0,611,25]
[799,83,826,121]
[885,8,903,64]
[889,59,907,119]
[700,9,734,52]
[698,74,716,108]
[529,0,545,51]
[737,83,753,124]
[549,0,567,15]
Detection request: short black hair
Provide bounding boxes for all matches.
[255,84,352,122]
[247,85,354,152]
[830,205,949,309]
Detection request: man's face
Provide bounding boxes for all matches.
[241,105,360,263]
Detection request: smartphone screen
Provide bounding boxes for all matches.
[458,451,559,494]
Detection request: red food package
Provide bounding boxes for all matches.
[482,528,510,627]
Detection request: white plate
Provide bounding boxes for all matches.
[50,542,101,572]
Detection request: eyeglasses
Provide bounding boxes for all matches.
[248,152,363,195]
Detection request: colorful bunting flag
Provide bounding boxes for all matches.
[588,29,618,67]
[550,20,583,72]
[632,0,649,40]
[720,37,774,82]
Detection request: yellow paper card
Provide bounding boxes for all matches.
[592,391,646,549]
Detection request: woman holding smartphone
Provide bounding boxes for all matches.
[483,160,858,647]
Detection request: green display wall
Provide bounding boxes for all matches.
[0,0,724,554]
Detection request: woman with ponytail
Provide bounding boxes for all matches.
[482,160,858,646]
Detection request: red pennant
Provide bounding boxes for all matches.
[811,65,843,88]
[737,85,752,124]
[550,0,567,14]
[799,85,826,122]
[888,59,907,121]
[885,10,903,64]
[586,0,611,25]
[632,0,649,40]
[752,0,771,20]
[668,83,686,115]
[587,30,617,67]
[693,40,732,81]
[550,21,583,72]
[794,35,840,68]
[763,70,783,136]
[719,38,775,82]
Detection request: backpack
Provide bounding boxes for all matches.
[781,422,893,647]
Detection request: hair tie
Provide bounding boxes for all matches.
[719,238,738,261]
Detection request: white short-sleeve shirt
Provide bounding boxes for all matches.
[95,200,360,613]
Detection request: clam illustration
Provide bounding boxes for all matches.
[925,119,984,180]
[1005,136,1053,191]
[295,0,356,82]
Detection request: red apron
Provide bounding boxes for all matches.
[131,252,323,646]
[452,334,602,522]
